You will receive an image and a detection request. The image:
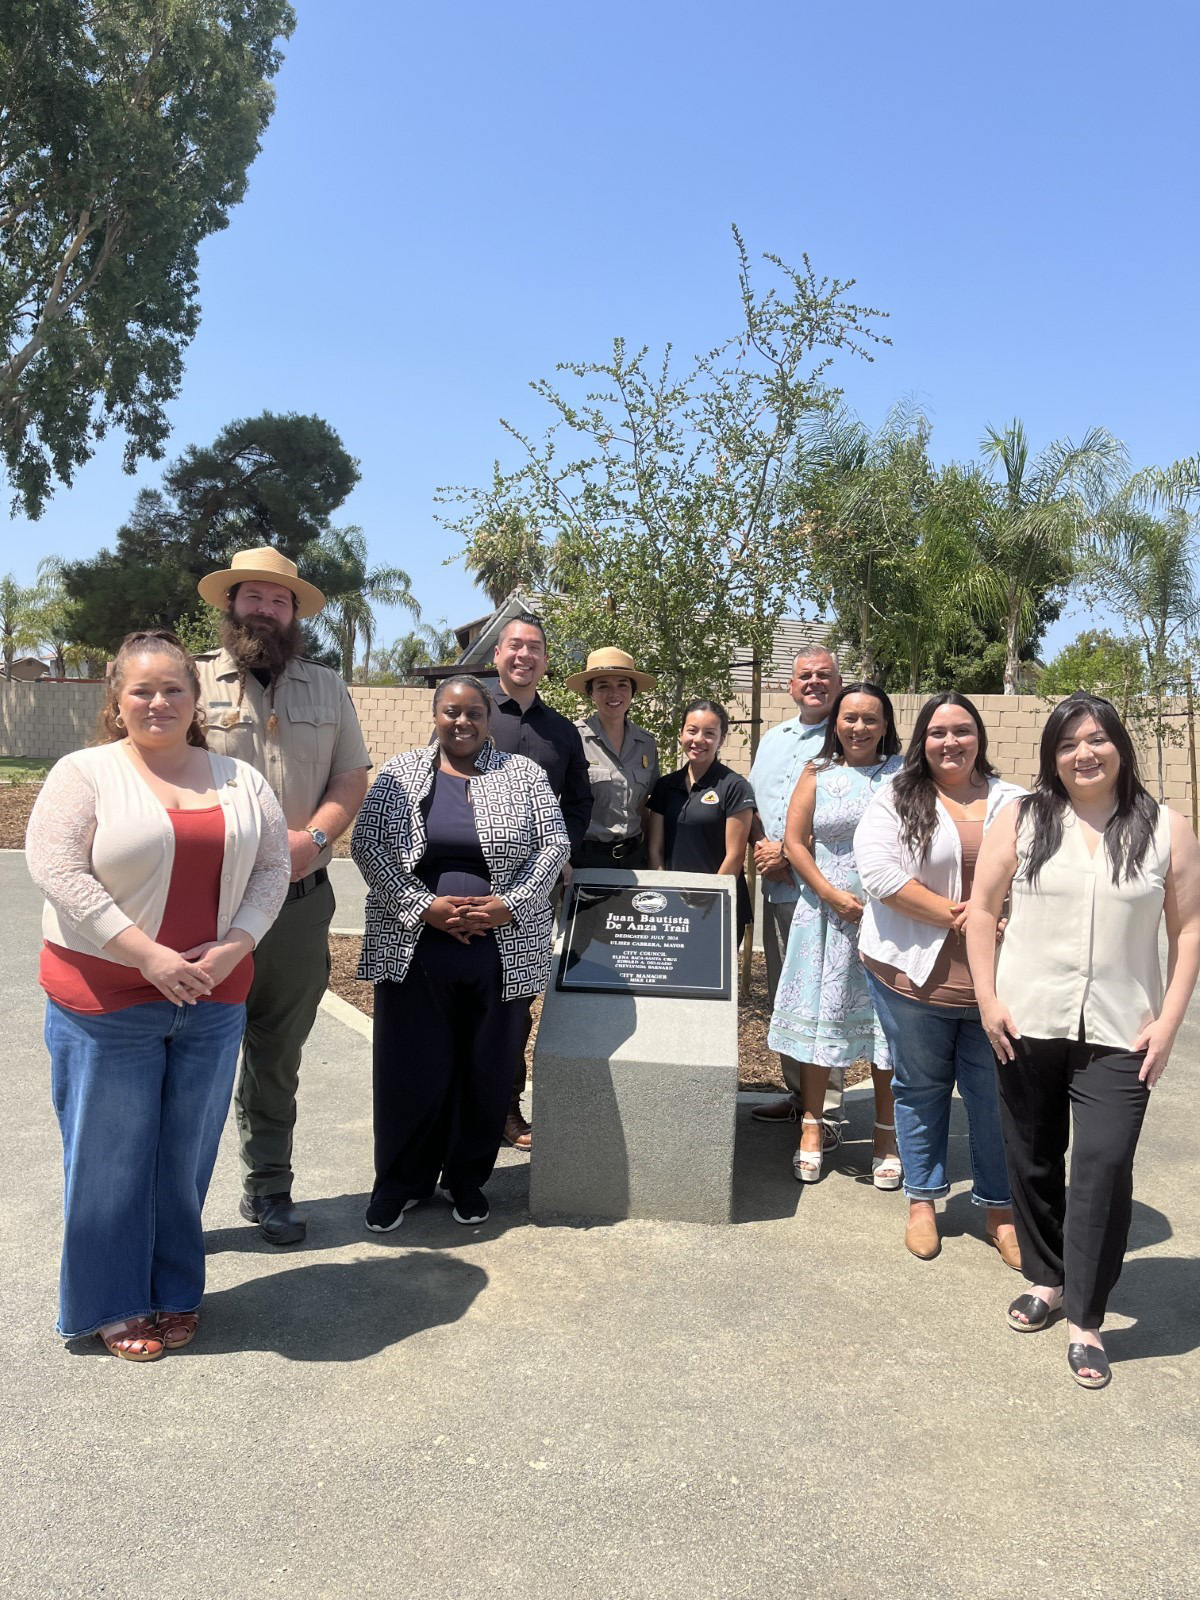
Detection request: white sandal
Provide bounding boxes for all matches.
[792,1114,825,1183]
[871,1120,903,1191]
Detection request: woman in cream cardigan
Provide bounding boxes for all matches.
[968,693,1200,1389]
[27,630,289,1360]
[854,692,1025,1264]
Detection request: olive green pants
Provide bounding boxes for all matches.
[234,876,335,1196]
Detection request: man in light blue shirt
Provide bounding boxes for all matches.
[749,646,844,1133]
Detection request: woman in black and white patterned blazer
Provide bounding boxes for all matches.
[351,675,569,1230]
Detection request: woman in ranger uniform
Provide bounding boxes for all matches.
[568,648,660,871]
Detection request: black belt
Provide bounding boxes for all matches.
[576,836,644,862]
[285,866,329,901]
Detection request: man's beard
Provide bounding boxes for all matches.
[221,611,303,677]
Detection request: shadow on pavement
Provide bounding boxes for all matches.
[1093,1254,1200,1362]
[203,1159,624,1254]
[192,1252,487,1360]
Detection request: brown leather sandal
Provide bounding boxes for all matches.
[98,1317,165,1362]
[155,1311,199,1349]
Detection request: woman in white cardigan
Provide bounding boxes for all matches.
[26,630,289,1360]
[968,693,1200,1389]
[854,692,1024,1264]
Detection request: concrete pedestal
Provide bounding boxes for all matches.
[529,869,739,1225]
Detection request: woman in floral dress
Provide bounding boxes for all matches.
[767,684,902,1188]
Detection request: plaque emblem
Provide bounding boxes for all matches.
[631,891,668,914]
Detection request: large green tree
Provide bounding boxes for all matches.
[442,229,888,748]
[1038,628,1146,715]
[0,1,295,517]
[63,410,360,651]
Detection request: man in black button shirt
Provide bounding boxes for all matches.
[489,616,593,1147]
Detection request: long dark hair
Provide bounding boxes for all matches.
[891,692,996,863]
[1019,692,1158,887]
[815,682,900,768]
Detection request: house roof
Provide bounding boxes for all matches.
[449,592,840,689]
[731,618,838,688]
[453,592,548,667]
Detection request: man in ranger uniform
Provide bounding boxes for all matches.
[195,548,372,1244]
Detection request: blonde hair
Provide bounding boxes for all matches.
[97,629,208,749]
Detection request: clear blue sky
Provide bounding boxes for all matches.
[8,0,1199,659]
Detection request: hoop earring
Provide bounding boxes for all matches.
[113,712,125,729]
[193,706,208,727]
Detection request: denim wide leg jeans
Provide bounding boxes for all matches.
[865,974,1010,1207]
[46,997,246,1338]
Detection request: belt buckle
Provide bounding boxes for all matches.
[612,838,633,860]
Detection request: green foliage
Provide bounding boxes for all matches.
[0,0,296,516]
[801,406,1068,694]
[458,489,548,607]
[1037,629,1146,713]
[362,622,458,685]
[0,756,54,784]
[0,571,39,673]
[968,420,1126,694]
[62,411,360,652]
[441,229,889,750]
[307,526,419,683]
[174,608,221,658]
[1081,497,1200,796]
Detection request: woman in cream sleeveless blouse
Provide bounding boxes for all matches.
[968,693,1200,1390]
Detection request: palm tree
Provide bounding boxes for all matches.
[368,622,458,685]
[1086,502,1200,797]
[308,527,419,684]
[463,505,547,607]
[970,420,1127,694]
[803,400,948,685]
[0,572,39,675]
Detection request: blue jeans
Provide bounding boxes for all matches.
[865,974,1010,1207]
[46,998,246,1338]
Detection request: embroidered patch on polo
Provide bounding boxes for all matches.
[700,790,720,805]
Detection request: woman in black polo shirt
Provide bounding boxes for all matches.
[647,698,755,941]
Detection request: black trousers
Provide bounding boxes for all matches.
[995,1035,1150,1328]
[372,931,526,1199]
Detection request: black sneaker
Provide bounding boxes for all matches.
[365,1195,426,1234]
[442,1185,489,1225]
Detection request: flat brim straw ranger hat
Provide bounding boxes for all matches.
[565,647,657,696]
[197,547,326,619]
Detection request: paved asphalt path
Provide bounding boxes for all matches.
[3,850,1199,1599]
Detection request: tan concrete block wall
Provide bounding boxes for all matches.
[0,681,107,760]
[5,680,1195,822]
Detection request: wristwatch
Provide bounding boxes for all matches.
[305,825,328,850]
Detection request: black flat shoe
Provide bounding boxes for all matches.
[239,1191,307,1245]
[1067,1341,1111,1389]
[1007,1292,1062,1332]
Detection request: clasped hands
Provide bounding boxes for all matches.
[423,894,513,944]
[753,838,792,883]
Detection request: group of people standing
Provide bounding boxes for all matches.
[749,650,1200,1389]
[25,559,1200,1391]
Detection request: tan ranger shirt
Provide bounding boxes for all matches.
[195,649,371,871]
[575,714,660,842]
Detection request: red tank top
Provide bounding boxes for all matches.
[40,806,254,1014]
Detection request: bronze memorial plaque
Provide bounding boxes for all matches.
[555,882,731,1000]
